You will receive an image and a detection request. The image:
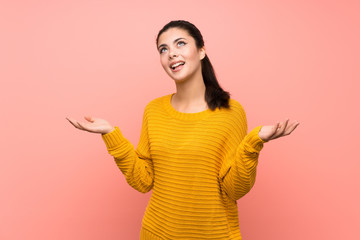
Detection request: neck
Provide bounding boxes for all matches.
[171,71,208,112]
[174,73,206,103]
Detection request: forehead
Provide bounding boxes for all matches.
[157,28,192,46]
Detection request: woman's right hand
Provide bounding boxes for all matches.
[66,116,115,135]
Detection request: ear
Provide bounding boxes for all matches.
[199,47,206,60]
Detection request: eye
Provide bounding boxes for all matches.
[177,41,186,47]
[159,47,167,54]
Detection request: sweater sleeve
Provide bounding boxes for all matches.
[101,107,154,193]
[218,104,265,201]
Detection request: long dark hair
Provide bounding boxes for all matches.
[156,20,230,110]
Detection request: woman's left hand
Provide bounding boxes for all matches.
[258,119,300,142]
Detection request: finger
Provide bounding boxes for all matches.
[267,122,280,140]
[279,119,289,134]
[284,121,300,135]
[77,121,91,131]
[66,117,81,129]
[66,117,75,123]
[274,122,282,132]
[269,121,284,139]
[277,119,290,137]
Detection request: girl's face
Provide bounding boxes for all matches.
[157,28,205,83]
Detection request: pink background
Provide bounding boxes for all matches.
[1,0,359,239]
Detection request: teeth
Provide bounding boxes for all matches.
[171,62,184,69]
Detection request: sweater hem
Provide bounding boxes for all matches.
[140,227,165,240]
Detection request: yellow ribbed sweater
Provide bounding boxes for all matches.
[102,93,265,240]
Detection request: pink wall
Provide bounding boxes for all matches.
[1,0,359,239]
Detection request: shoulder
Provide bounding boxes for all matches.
[210,98,247,123]
[228,98,245,112]
[223,98,246,119]
[217,98,247,128]
[213,98,248,135]
[143,94,172,113]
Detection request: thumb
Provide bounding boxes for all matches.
[84,116,94,123]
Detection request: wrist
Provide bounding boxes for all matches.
[258,127,269,142]
[102,127,115,135]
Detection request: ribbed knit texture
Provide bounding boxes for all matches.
[102,93,265,240]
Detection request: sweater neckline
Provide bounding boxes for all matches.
[163,93,213,121]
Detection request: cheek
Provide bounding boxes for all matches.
[160,56,167,70]
[186,49,200,62]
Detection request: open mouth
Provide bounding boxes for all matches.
[171,62,185,70]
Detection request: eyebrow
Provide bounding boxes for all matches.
[158,37,186,50]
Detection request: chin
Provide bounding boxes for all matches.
[166,72,185,82]
[169,71,196,83]
[171,75,190,83]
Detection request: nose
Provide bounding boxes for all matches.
[168,48,178,59]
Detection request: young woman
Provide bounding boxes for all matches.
[67,20,299,240]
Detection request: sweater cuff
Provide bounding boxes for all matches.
[246,126,266,152]
[101,126,126,150]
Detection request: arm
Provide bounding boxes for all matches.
[217,104,299,201]
[218,125,265,201]
[102,108,154,193]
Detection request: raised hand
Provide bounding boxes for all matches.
[258,119,299,142]
[66,116,115,135]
